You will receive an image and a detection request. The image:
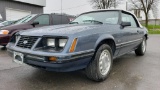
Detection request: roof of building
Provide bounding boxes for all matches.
[13,0,46,7]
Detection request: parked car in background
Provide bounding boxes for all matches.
[0,20,16,28]
[0,13,74,47]
[0,23,3,27]
[7,9,148,81]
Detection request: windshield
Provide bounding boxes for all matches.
[0,21,9,26]
[15,15,37,24]
[72,11,119,24]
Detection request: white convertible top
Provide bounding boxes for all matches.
[81,9,143,28]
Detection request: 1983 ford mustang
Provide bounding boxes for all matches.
[7,9,148,81]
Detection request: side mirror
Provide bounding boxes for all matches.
[31,21,39,27]
[121,22,131,28]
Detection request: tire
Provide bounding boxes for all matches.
[135,37,147,56]
[85,44,113,82]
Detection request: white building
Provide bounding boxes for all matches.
[0,0,46,21]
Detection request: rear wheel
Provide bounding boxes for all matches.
[85,44,113,82]
[135,37,147,56]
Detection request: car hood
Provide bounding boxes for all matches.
[0,23,29,30]
[19,24,102,36]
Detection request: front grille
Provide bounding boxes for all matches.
[16,36,39,49]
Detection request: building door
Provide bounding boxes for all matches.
[6,8,31,21]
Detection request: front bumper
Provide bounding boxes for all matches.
[0,34,10,46]
[7,44,94,72]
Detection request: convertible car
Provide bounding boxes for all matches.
[7,9,148,81]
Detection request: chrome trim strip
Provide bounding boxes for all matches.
[26,55,45,60]
[59,53,94,62]
[116,38,142,46]
[69,49,95,55]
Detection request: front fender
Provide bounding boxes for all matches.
[94,34,115,49]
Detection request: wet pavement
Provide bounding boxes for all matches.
[0,35,160,90]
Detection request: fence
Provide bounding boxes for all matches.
[140,19,160,25]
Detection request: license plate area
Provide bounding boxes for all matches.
[13,52,24,64]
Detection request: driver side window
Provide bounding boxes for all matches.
[122,13,138,27]
[33,15,50,25]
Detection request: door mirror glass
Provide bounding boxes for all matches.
[31,21,39,27]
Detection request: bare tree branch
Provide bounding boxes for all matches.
[130,0,142,9]
[129,0,158,27]
[89,0,122,9]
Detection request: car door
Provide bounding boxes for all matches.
[32,14,50,27]
[118,12,141,55]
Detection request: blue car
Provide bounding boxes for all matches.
[7,9,148,81]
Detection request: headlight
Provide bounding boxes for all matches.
[59,39,67,47]
[46,38,67,48]
[0,30,9,35]
[47,39,55,47]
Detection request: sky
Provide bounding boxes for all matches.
[44,0,93,15]
[44,0,127,15]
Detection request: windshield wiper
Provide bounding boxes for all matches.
[83,20,103,24]
[69,22,79,24]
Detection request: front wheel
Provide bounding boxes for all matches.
[85,44,113,82]
[135,37,147,56]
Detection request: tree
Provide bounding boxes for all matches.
[89,0,122,9]
[129,0,158,27]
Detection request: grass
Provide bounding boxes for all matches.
[143,25,160,34]
[148,29,160,34]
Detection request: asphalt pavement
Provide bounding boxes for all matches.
[0,35,160,90]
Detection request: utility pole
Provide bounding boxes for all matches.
[114,0,116,8]
[61,0,62,14]
[126,1,128,10]
[61,0,62,24]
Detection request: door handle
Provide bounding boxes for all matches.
[137,30,140,33]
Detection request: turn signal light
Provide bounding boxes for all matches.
[69,38,78,52]
[0,30,9,35]
[49,57,57,61]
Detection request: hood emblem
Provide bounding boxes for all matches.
[23,40,28,44]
